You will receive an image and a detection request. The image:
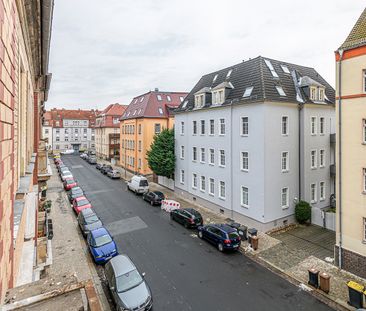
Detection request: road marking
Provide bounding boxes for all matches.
[106,216,147,236]
[87,189,114,195]
[71,165,84,168]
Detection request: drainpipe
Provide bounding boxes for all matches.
[230,101,234,220]
[298,103,303,201]
[337,49,344,269]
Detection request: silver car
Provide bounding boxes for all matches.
[61,171,73,181]
[107,169,121,179]
[78,208,102,236]
[105,255,153,311]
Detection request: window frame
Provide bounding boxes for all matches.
[310,183,317,203]
[192,121,197,135]
[192,173,198,189]
[219,181,226,200]
[319,117,325,135]
[219,118,226,135]
[209,148,215,165]
[200,148,205,163]
[219,149,226,167]
[209,119,215,135]
[200,176,206,192]
[281,116,289,136]
[241,116,249,136]
[311,116,317,135]
[363,119,366,144]
[311,150,317,169]
[209,178,215,195]
[319,149,325,167]
[192,147,197,162]
[363,168,366,193]
[281,187,289,209]
[200,120,205,135]
[319,181,325,201]
[241,186,249,208]
[180,145,185,159]
[363,217,366,242]
[180,169,185,184]
[180,121,184,135]
[281,151,289,172]
[241,151,249,171]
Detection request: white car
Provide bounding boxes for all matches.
[61,149,75,155]
[61,171,73,181]
[127,175,149,194]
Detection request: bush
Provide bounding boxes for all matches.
[295,200,311,224]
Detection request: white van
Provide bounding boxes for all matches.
[127,175,149,194]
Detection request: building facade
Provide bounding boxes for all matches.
[174,56,335,231]
[95,103,127,161]
[0,0,53,303]
[335,8,366,278]
[120,90,187,175]
[44,108,99,153]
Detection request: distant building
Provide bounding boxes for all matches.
[174,56,335,231]
[120,90,188,175]
[43,109,99,153]
[95,103,127,160]
[42,112,53,150]
[335,8,366,278]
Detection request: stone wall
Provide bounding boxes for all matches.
[335,245,366,279]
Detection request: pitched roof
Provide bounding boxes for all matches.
[121,90,188,120]
[339,8,366,51]
[99,103,127,116]
[46,109,100,127]
[176,56,335,113]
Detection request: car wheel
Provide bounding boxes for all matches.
[218,243,224,252]
[198,231,203,239]
[184,222,189,229]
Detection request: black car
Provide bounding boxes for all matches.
[101,165,113,175]
[96,163,104,170]
[143,191,165,205]
[170,208,203,228]
[197,224,241,252]
[68,186,84,203]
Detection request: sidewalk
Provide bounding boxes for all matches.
[4,163,109,311]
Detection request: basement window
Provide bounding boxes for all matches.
[276,86,286,96]
[243,86,254,98]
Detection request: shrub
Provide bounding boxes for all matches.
[295,200,311,224]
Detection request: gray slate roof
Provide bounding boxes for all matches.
[175,56,335,113]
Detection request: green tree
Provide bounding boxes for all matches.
[146,128,175,178]
[295,200,312,224]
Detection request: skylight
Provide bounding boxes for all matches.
[243,86,254,98]
[213,74,218,83]
[167,95,171,102]
[281,65,290,74]
[157,94,162,101]
[264,59,279,78]
[226,69,233,79]
[180,96,184,102]
[134,99,138,104]
[158,107,163,115]
[182,101,188,108]
[127,111,130,117]
[275,86,286,96]
[138,108,142,114]
[133,110,137,116]
[140,96,144,102]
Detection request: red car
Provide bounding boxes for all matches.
[72,196,92,214]
[63,177,78,190]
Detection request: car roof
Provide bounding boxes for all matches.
[211,223,237,233]
[183,208,200,216]
[152,191,164,195]
[132,175,146,180]
[91,227,110,238]
[109,254,136,276]
[71,187,82,192]
[75,196,87,201]
[81,208,97,217]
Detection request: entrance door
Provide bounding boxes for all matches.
[72,144,80,152]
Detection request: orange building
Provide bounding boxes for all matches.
[120,89,188,175]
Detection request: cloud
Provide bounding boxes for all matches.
[46,0,365,110]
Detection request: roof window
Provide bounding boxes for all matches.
[167,95,171,102]
[133,110,137,116]
[157,94,162,101]
[226,69,233,79]
[264,59,279,78]
[182,101,188,108]
[243,86,254,98]
[180,96,184,102]
[138,108,142,115]
[140,96,144,102]
[275,86,286,96]
[158,107,163,115]
[281,65,290,74]
[213,74,218,83]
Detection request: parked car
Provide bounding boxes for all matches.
[61,149,75,155]
[59,166,70,176]
[78,208,103,236]
[105,254,153,310]
[101,165,113,175]
[87,227,118,264]
[170,208,203,228]
[68,186,84,203]
[54,158,62,165]
[197,224,241,252]
[107,169,121,179]
[88,156,97,164]
[96,163,104,170]
[80,153,87,159]
[72,196,92,214]
[127,175,149,194]
[63,177,78,191]
[143,191,165,205]
[61,171,73,181]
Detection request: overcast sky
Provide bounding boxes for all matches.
[46,0,365,110]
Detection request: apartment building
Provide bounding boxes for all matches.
[174,56,335,231]
[120,89,187,175]
[335,8,366,278]
[95,103,127,161]
[0,0,53,303]
[44,108,99,153]
[42,111,53,150]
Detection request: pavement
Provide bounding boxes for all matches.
[63,154,335,311]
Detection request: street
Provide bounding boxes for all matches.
[62,155,334,311]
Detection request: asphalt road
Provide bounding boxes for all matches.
[62,155,334,311]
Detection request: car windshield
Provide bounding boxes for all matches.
[77,199,89,206]
[66,179,75,184]
[139,180,148,187]
[85,215,99,224]
[154,192,164,198]
[116,269,143,293]
[228,232,239,239]
[94,234,112,247]
[73,189,83,194]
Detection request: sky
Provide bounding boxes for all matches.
[46,0,365,110]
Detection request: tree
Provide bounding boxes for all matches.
[295,200,312,224]
[146,128,175,178]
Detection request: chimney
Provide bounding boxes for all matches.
[154,88,159,92]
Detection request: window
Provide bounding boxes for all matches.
[311,117,317,135]
[200,120,205,135]
[264,59,279,78]
[154,124,161,134]
[180,170,185,184]
[180,121,184,135]
[219,181,226,199]
[140,96,144,102]
[281,152,289,172]
[133,110,137,116]
[157,94,162,101]
[167,95,171,102]
[320,182,325,201]
[200,176,206,191]
[241,152,249,171]
[319,117,325,135]
[226,69,233,79]
[213,74,218,83]
[65,137,69,142]
[158,107,163,115]
[319,88,325,101]
[182,100,188,108]
[219,118,225,135]
[56,137,60,142]
[320,150,325,167]
[276,86,286,96]
[56,128,60,134]
[180,96,184,102]
[311,150,317,169]
[281,65,290,74]
[209,119,215,135]
[45,129,49,134]
[180,146,185,159]
[195,94,204,108]
[192,147,197,161]
[209,178,215,195]
[363,119,366,143]
[241,186,249,207]
[219,150,225,167]
[281,188,289,208]
[363,168,366,192]
[310,87,316,100]
[192,174,198,189]
[200,148,205,163]
[138,124,142,134]
[241,117,249,136]
[209,149,215,165]
[55,144,59,149]
[243,86,254,98]
[282,116,288,135]
[310,183,317,203]
[193,121,197,135]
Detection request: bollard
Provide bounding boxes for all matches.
[251,236,259,250]
[308,268,319,288]
[319,272,331,294]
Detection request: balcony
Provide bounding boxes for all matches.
[330,163,336,177]
[330,133,336,144]
[38,140,52,182]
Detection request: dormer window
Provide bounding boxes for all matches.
[195,94,205,108]
[212,89,224,105]
[310,87,317,100]
[318,88,325,101]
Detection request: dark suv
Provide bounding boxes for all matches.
[101,165,113,175]
[197,224,241,252]
[170,208,203,228]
